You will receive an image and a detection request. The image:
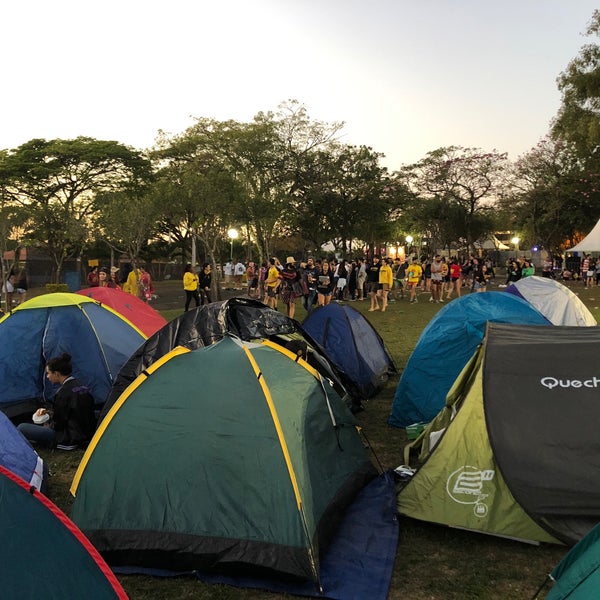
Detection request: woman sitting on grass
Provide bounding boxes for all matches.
[18,353,96,450]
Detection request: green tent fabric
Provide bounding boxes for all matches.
[71,336,376,586]
[399,322,600,546]
[545,522,600,599]
[399,344,559,544]
[0,465,127,600]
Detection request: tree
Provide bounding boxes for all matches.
[400,146,508,251]
[153,152,243,277]
[0,137,152,282]
[550,10,600,230]
[164,116,283,262]
[402,194,486,255]
[179,101,343,262]
[553,11,600,156]
[93,186,161,271]
[503,138,593,252]
[151,127,248,281]
[292,144,397,256]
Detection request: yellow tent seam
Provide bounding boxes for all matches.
[261,339,320,379]
[241,343,303,511]
[70,346,190,496]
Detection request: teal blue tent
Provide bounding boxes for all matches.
[542,522,600,599]
[389,292,549,427]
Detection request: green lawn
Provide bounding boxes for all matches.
[38,280,600,599]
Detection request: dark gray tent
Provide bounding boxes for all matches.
[482,323,600,543]
[399,323,600,545]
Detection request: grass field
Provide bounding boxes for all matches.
[36,278,600,600]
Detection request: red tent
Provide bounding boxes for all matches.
[77,287,167,337]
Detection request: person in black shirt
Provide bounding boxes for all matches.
[366,255,382,311]
[18,353,96,450]
[198,263,213,305]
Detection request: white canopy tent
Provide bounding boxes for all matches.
[569,218,600,253]
[473,235,510,250]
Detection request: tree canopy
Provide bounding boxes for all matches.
[0,137,151,280]
[5,16,600,281]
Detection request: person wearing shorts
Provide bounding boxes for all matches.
[392,258,406,300]
[430,255,444,303]
[378,257,394,311]
[316,260,334,307]
[447,257,462,300]
[406,259,423,304]
[246,261,258,297]
[366,255,381,311]
[264,258,280,309]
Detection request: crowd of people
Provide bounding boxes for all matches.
[204,252,600,314]
[5,252,599,318]
[86,263,155,301]
[80,253,600,317]
[559,254,600,286]
[207,253,510,315]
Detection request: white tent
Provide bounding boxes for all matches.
[473,235,510,250]
[569,218,600,253]
[507,276,597,326]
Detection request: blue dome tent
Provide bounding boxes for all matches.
[0,410,47,491]
[0,293,146,418]
[302,303,396,401]
[389,293,549,428]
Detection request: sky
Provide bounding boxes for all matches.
[2,1,598,170]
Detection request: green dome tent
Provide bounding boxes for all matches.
[0,465,127,600]
[540,521,600,599]
[71,336,376,587]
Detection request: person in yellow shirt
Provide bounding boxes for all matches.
[183,263,200,311]
[264,258,281,309]
[123,265,142,298]
[378,257,394,312]
[406,259,423,304]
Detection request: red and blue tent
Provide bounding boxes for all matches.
[0,293,146,417]
[76,286,167,337]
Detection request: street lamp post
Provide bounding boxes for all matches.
[511,236,520,259]
[190,227,197,269]
[228,228,239,263]
[405,235,413,259]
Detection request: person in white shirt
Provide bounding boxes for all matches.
[234,260,246,288]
